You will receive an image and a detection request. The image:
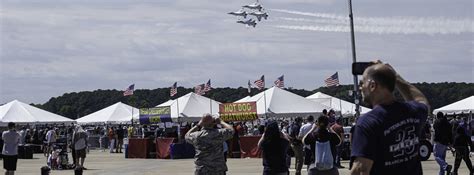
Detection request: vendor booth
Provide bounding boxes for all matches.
[306,92,371,116]
[156,92,221,122]
[433,96,473,115]
[0,100,76,126]
[75,102,139,124]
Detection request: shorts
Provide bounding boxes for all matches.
[75,149,87,158]
[3,155,18,171]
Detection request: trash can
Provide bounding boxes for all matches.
[124,138,129,158]
[41,166,50,175]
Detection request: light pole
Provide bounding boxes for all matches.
[348,0,360,118]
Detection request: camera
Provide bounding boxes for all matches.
[352,62,374,75]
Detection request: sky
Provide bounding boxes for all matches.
[0,0,473,104]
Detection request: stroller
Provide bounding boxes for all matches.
[52,137,70,169]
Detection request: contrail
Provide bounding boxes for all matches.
[270,8,473,35]
[270,9,347,21]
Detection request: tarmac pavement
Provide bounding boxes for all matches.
[2,150,471,175]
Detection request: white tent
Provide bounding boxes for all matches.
[306,92,371,116]
[0,100,76,126]
[235,96,251,103]
[237,87,329,118]
[76,102,139,124]
[156,92,221,122]
[433,96,473,115]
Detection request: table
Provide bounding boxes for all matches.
[239,136,262,158]
[155,138,175,159]
[127,138,153,159]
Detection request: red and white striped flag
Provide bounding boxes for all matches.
[123,84,134,96]
[325,72,339,87]
[170,82,177,97]
[254,75,265,90]
[274,75,284,88]
[194,84,205,95]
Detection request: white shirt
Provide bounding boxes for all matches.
[19,129,26,145]
[2,130,20,155]
[299,122,314,149]
[46,130,57,143]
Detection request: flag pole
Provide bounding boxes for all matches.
[348,0,360,119]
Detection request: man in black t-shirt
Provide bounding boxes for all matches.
[289,117,304,175]
[115,125,124,153]
[350,61,429,175]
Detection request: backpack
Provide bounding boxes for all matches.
[313,140,333,170]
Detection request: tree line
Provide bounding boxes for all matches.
[34,82,473,119]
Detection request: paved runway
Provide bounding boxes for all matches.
[3,150,471,175]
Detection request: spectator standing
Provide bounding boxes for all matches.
[299,115,315,167]
[289,117,304,175]
[116,125,124,153]
[303,115,341,175]
[350,62,429,175]
[73,125,88,169]
[45,127,57,159]
[433,112,453,175]
[2,122,20,175]
[331,118,345,168]
[258,120,290,175]
[185,114,234,175]
[108,127,116,153]
[452,126,473,175]
[18,127,26,145]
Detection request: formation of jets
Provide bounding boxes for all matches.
[228,1,268,28]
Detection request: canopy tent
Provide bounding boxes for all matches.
[76,102,139,124]
[0,100,76,126]
[306,92,371,116]
[237,87,329,118]
[433,96,473,115]
[234,96,251,103]
[156,92,221,122]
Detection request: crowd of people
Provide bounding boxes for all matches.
[1,62,473,175]
[183,62,473,175]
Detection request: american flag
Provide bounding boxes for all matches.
[254,75,265,90]
[203,79,212,92]
[123,84,134,96]
[325,72,340,87]
[170,82,177,97]
[274,75,284,88]
[247,80,252,93]
[194,84,205,95]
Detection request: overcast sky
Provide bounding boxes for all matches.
[1,0,473,104]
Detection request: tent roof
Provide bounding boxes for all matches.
[238,87,329,118]
[76,102,139,124]
[0,100,75,126]
[433,96,473,114]
[235,96,251,103]
[156,92,221,122]
[306,92,371,116]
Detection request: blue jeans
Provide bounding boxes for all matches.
[434,143,448,175]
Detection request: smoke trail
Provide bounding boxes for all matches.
[270,8,473,35]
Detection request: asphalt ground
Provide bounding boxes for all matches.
[2,150,471,175]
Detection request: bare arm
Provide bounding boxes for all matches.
[350,157,374,175]
[185,125,200,138]
[302,124,317,144]
[329,126,342,146]
[257,133,265,148]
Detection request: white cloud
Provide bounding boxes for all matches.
[0,0,472,104]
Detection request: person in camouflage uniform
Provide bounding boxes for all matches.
[185,114,234,175]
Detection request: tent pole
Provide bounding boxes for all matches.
[263,90,268,119]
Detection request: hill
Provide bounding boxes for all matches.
[36,82,473,119]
